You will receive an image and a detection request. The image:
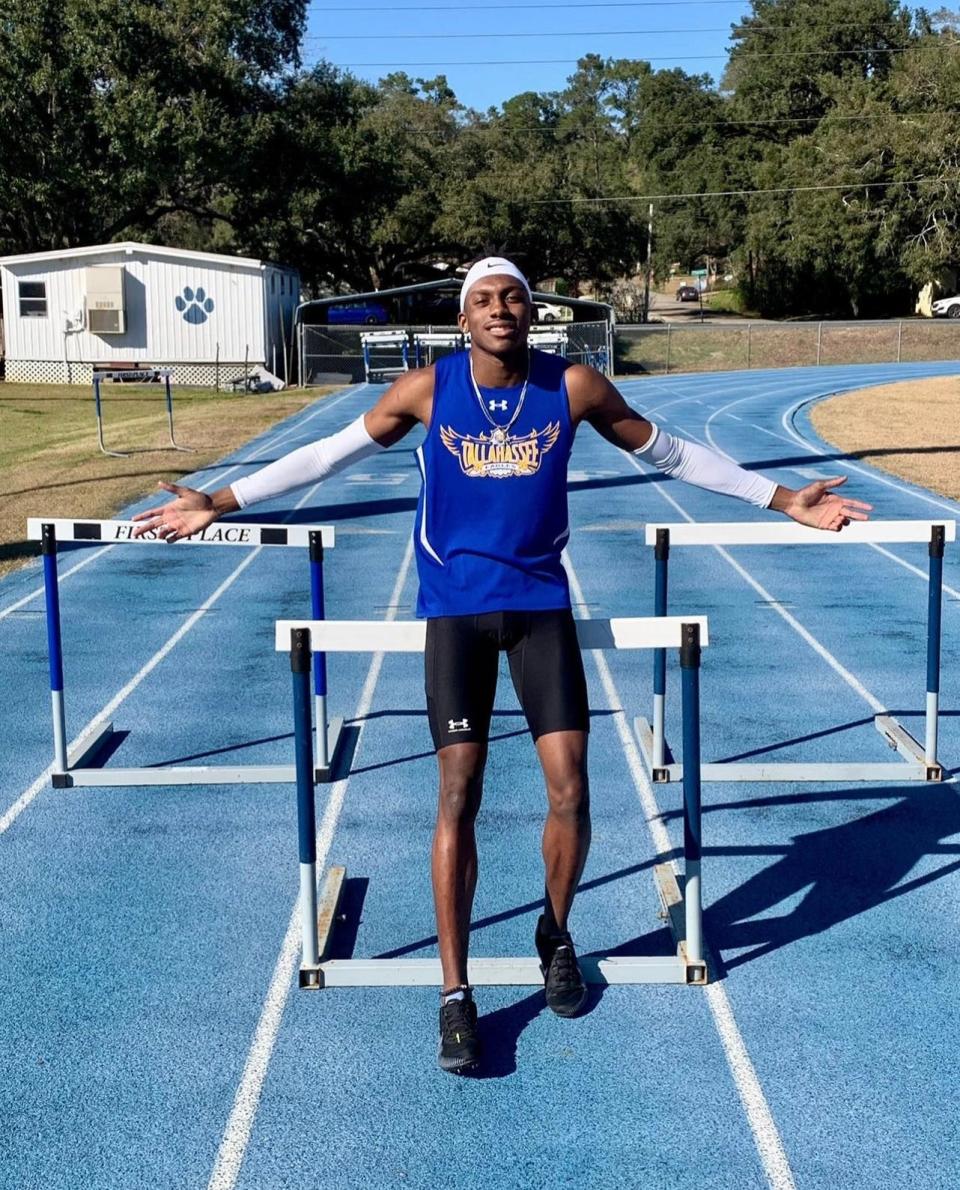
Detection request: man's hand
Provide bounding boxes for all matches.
[775,476,873,531]
[131,482,219,542]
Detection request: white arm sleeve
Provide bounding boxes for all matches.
[635,423,778,509]
[230,415,385,509]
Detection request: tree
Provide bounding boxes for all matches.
[0,0,306,254]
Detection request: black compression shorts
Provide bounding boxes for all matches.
[424,609,590,750]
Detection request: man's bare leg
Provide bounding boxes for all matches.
[432,741,486,989]
[536,729,590,931]
[534,729,590,1016]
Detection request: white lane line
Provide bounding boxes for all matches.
[206,537,415,1190]
[0,471,341,836]
[780,390,960,517]
[701,384,960,602]
[1,549,257,835]
[0,385,368,622]
[624,452,887,713]
[563,553,797,1190]
[0,544,115,622]
[866,542,960,600]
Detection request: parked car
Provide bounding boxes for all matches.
[931,294,960,319]
[675,285,700,302]
[327,299,390,325]
[533,300,570,323]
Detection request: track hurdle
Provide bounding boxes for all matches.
[29,518,343,787]
[635,519,954,784]
[413,331,465,368]
[275,615,711,989]
[360,331,410,383]
[92,369,192,457]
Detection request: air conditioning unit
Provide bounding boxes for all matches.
[85,266,126,335]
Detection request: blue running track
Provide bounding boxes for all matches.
[1,361,958,1189]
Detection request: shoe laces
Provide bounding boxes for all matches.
[550,942,582,987]
[441,995,476,1036]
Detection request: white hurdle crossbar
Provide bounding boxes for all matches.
[638,519,954,784]
[276,615,710,989]
[30,518,342,788]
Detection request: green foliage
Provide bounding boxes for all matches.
[2,0,960,318]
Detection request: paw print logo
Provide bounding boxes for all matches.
[175,286,215,325]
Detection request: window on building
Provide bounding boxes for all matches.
[271,274,276,294]
[19,280,47,318]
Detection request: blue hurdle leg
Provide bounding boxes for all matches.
[291,628,320,977]
[680,622,703,965]
[652,528,670,767]
[925,525,945,764]
[41,524,68,775]
[309,531,330,771]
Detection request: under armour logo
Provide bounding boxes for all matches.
[448,718,470,732]
[488,399,508,412]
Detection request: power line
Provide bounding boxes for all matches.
[308,1,752,9]
[328,46,954,66]
[526,177,953,204]
[306,25,911,40]
[398,111,960,135]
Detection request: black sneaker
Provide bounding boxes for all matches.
[438,989,480,1073]
[536,915,587,1017]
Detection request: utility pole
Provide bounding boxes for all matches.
[641,202,653,323]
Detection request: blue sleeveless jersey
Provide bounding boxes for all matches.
[414,348,574,618]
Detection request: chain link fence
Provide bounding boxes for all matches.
[615,319,960,377]
[300,318,956,386]
[300,320,614,385]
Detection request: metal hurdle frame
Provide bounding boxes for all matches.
[412,331,465,367]
[275,615,711,989]
[635,519,954,784]
[360,331,410,383]
[92,369,193,457]
[30,518,343,788]
[528,327,568,357]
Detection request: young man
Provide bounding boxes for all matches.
[133,258,870,1074]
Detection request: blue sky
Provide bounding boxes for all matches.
[302,0,757,112]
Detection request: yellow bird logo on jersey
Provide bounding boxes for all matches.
[440,422,561,479]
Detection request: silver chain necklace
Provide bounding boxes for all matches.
[469,351,530,443]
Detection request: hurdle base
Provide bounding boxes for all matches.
[654,863,708,985]
[48,718,349,788]
[315,717,345,784]
[300,954,703,988]
[875,714,943,781]
[52,719,116,787]
[300,864,348,989]
[298,860,705,989]
[634,715,942,783]
[635,716,674,783]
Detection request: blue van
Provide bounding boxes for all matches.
[328,300,390,325]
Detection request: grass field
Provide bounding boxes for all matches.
[615,319,960,375]
[0,382,334,577]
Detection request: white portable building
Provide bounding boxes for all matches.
[0,241,299,385]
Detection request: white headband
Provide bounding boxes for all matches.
[459,257,531,311]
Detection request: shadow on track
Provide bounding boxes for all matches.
[704,781,960,972]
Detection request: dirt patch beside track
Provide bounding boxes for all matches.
[811,375,960,502]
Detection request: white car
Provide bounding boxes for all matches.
[534,300,570,323]
[931,294,960,318]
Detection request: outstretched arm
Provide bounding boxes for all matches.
[133,368,433,540]
[566,365,871,531]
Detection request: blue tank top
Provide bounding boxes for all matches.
[414,348,574,618]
